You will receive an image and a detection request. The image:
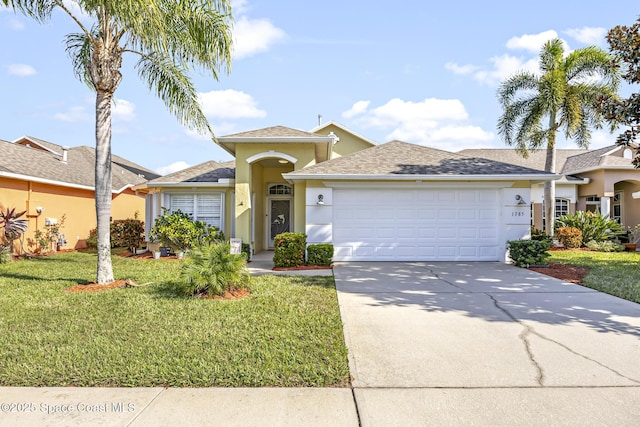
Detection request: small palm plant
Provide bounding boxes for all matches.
[179,242,250,297]
[0,207,28,261]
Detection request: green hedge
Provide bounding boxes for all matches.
[86,218,145,250]
[508,239,551,267]
[273,232,306,268]
[307,244,333,266]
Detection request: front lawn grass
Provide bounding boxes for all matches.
[548,250,640,304]
[0,251,349,387]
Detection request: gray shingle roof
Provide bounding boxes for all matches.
[0,139,158,191]
[222,126,322,139]
[287,140,551,176]
[561,145,633,173]
[148,160,235,184]
[458,148,589,172]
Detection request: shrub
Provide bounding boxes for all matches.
[273,232,306,268]
[86,228,98,249]
[0,207,28,256]
[555,227,582,249]
[148,208,223,252]
[307,244,333,266]
[111,218,145,251]
[0,246,11,264]
[179,242,250,296]
[555,211,624,245]
[530,227,553,246]
[241,243,251,261]
[585,240,625,252]
[508,239,551,267]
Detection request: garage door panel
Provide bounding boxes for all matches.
[333,189,500,261]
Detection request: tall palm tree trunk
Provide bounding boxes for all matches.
[95,89,114,284]
[544,113,558,236]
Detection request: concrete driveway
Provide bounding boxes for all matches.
[334,262,640,426]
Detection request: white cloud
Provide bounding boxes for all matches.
[342,100,371,119]
[156,161,191,175]
[53,106,90,122]
[565,27,606,45]
[506,30,558,53]
[343,97,494,150]
[472,54,539,86]
[231,0,250,15]
[8,18,24,30]
[233,16,286,59]
[8,63,36,76]
[198,89,266,119]
[112,99,136,122]
[445,62,479,75]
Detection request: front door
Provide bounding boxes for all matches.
[268,198,292,248]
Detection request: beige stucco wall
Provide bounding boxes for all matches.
[1,177,145,253]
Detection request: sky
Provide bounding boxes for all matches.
[0,1,637,175]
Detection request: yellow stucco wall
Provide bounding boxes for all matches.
[1,177,145,253]
[313,123,375,158]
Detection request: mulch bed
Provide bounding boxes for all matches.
[273,264,333,271]
[528,263,589,284]
[65,280,129,293]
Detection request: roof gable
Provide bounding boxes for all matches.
[222,125,322,139]
[147,160,235,184]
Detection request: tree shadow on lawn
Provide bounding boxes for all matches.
[334,262,640,340]
[0,271,89,284]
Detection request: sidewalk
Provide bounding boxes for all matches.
[246,251,333,277]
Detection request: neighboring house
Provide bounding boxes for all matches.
[0,136,159,253]
[459,146,640,231]
[137,123,556,262]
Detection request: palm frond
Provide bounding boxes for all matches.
[135,52,212,136]
[64,31,95,88]
[539,38,564,73]
[1,0,57,22]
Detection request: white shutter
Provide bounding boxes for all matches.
[196,194,222,228]
[170,195,195,217]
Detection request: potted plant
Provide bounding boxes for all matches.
[626,224,640,252]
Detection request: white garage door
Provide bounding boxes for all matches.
[333,188,500,261]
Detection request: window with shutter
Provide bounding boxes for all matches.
[167,193,223,229]
[170,195,195,217]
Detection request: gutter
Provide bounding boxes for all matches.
[282,172,560,183]
[0,171,140,195]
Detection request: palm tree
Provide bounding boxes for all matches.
[497,38,619,235]
[2,0,232,284]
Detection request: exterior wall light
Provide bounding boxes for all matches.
[316,194,325,205]
[36,206,45,215]
[515,195,527,205]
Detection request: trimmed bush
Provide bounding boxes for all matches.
[508,239,551,267]
[241,243,251,261]
[86,217,146,251]
[555,227,582,249]
[179,242,250,296]
[556,211,624,245]
[307,244,333,266]
[273,232,306,268]
[530,227,553,246]
[585,240,625,252]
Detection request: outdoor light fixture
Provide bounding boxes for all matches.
[515,195,527,205]
[278,159,288,164]
[35,206,45,214]
[316,194,325,205]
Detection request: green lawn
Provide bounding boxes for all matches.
[548,250,640,304]
[0,251,350,387]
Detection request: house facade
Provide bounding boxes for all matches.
[0,136,158,253]
[460,146,640,231]
[138,123,557,262]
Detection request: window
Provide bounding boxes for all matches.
[542,198,570,229]
[613,192,622,223]
[167,193,223,229]
[555,198,569,217]
[585,196,600,213]
[268,184,292,195]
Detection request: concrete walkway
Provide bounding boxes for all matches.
[2,262,640,426]
[335,261,640,426]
